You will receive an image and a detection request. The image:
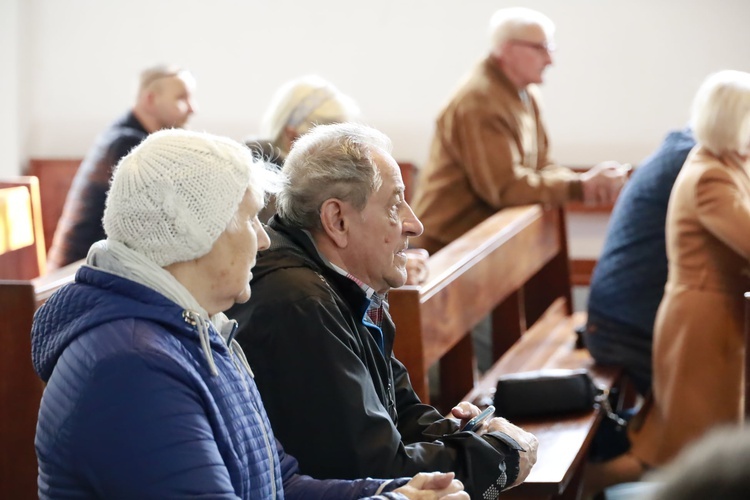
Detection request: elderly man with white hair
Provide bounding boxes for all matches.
[228,122,538,500]
[411,7,628,255]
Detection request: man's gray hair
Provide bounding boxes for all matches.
[488,7,555,57]
[276,122,392,231]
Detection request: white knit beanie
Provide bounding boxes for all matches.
[103,129,253,267]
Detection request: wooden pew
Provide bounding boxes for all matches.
[390,205,573,404]
[0,177,47,279]
[389,205,619,499]
[745,292,750,419]
[0,260,83,499]
[26,158,81,254]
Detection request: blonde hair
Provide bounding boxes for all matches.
[488,7,555,57]
[691,70,750,156]
[260,75,361,154]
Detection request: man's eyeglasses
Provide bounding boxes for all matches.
[510,40,556,54]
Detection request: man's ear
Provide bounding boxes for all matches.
[319,198,349,249]
[143,90,158,112]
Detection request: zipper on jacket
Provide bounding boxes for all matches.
[183,310,278,498]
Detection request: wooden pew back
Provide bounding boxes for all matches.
[390,205,572,404]
[0,260,82,499]
[27,158,81,254]
[0,177,47,279]
[388,205,619,498]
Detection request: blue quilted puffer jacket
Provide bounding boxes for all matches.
[31,266,404,499]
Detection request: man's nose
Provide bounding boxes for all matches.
[402,203,424,237]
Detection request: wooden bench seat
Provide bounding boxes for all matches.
[465,300,620,499]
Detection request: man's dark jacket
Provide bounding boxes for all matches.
[228,216,523,499]
[47,112,148,268]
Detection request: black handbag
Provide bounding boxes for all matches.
[493,368,601,420]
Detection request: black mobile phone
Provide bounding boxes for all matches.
[461,405,495,432]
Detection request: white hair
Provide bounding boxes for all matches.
[691,70,750,156]
[276,123,392,231]
[488,7,555,57]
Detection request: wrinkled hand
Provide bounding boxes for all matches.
[580,161,630,206]
[450,401,482,430]
[393,471,469,499]
[404,248,430,285]
[482,417,539,488]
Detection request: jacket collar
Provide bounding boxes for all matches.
[266,215,373,315]
[483,55,525,101]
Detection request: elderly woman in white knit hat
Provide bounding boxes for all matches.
[31,129,467,499]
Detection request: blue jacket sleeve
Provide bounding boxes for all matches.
[67,351,240,499]
[278,440,410,499]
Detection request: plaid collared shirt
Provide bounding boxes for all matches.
[327,262,385,329]
[301,230,387,352]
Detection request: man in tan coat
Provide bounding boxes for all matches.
[411,7,628,254]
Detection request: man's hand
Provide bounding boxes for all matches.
[580,161,630,206]
[393,471,469,499]
[404,248,429,285]
[450,401,482,430]
[482,417,539,488]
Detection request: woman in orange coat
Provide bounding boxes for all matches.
[587,69,750,495]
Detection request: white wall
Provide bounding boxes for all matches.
[0,0,21,178]
[14,0,750,165]
[4,0,750,256]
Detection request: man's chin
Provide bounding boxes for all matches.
[387,269,408,290]
[234,288,252,306]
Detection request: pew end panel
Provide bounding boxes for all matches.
[1,177,47,279]
[0,282,42,499]
[0,259,82,499]
[745,292,750,419]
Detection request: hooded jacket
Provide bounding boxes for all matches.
[32,265,406,499]
[228,216,523,499]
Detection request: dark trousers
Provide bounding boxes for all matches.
[583,312,653,396]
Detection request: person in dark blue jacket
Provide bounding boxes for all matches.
[584,128,696,396]
[31,129,468,500]
[47,64,197,270]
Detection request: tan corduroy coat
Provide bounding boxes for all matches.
[411,57,581,254]
[629,146,750,467]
